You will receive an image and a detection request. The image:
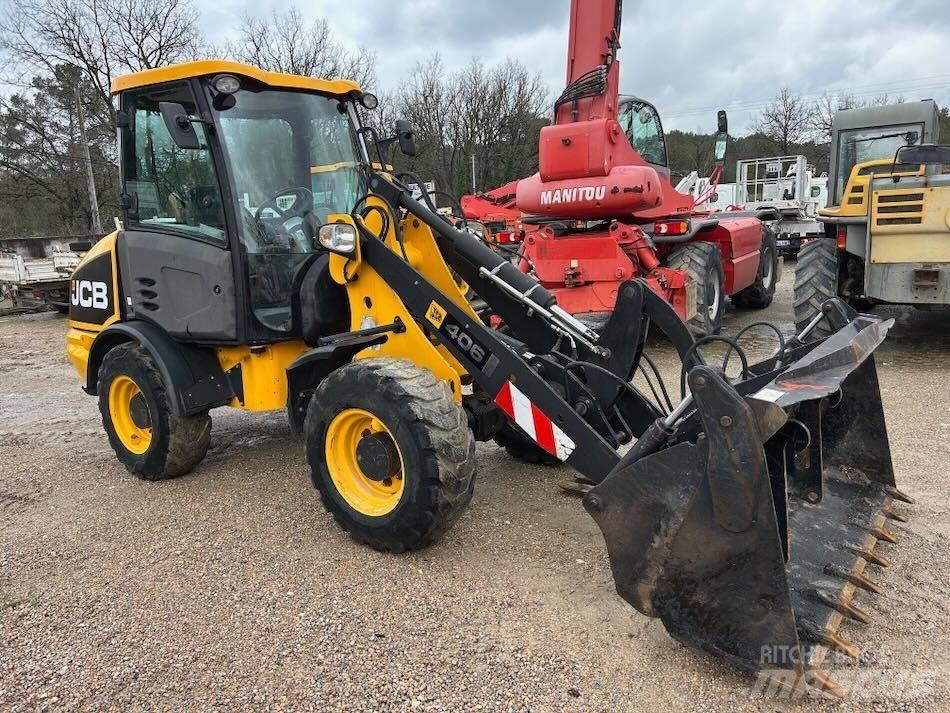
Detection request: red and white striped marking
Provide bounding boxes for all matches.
[494,380,575,461]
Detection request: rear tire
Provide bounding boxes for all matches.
[98,343,211,480]
[666,242,725,335]
[793,238,839,340]
[494,422,559,466]
[732,224,778,309]
[305,358,475,552]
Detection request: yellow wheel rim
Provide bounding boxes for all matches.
[108,375,152,455]
[325,408,405,517]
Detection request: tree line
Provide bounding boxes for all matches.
[0,0,946,237]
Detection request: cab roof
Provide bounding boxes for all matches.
[110,60,361,97]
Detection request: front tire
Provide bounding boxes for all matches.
[98,343,211,480]
[793,238,839,340]
[666,241,725,335]
[305,358,475,552]
[732,224,778,309]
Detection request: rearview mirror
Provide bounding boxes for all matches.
[159,102,201,150]
[897,143,950,166]
[395,119,417,157]
[717,109,728,135]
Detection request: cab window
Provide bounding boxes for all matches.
[124,83,226,242]
[619,100,668,167]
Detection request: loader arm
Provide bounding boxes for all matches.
[340,170,911,697]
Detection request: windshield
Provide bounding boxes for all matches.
[209,80,367,332]
[834,123,923,203]
[618,100,667,166]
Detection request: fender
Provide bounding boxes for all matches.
[86,321,234,416]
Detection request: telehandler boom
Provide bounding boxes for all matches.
[65,59,911,697]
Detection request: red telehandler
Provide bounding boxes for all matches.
[462,0,778,335]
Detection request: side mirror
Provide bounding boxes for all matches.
[717,109,728,135]
[395,119,417,157]
[159,102,201,150]
[713,110,728,165]
[714,132,728,164]
[896,143,950,166]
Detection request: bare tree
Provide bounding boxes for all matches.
[813,91,908,144]
[396,55,548,195]
[228,6,376,88]
[754,88,813,154]
[0,0,203,126]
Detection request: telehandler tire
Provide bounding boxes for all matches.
[667,241,725,335]
[793,238,838,340]
[732,225,778,309]
[98,343,211,480]
[494,422,559,466]
[305,358,475,552]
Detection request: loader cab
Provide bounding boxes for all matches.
[826,100,940,207]
[114,62,370,345]
[618,97,669,175]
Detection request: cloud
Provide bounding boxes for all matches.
[201,0,950,134]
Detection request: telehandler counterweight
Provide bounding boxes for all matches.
[66,58,911,697]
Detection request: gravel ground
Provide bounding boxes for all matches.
[1,263,949,711]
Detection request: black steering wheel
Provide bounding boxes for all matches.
[255,187,314,221]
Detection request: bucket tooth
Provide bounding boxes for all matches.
[881,507,909,523]
[810,671,847,699]
[884,485,915,505]
[817,590,872,624]
[559,481,592,496]
[825,564,884,595]
[858,548,891,568]
[869,526,898,544]
[820,631,861,659]
[843,571,884,596]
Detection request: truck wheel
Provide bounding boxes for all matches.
[98,343,211,480]
[666,242,725,335]
[305,358,475,552]
[793,238,839,340]
[732,225,778,309]
[494,422,559,466]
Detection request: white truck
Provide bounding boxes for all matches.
[734,155,828,256]
[0,245,85,313]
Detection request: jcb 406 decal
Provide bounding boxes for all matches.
[427,301,489,369]
[71,280,109,309]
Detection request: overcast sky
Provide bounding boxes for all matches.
[201,0,950,134]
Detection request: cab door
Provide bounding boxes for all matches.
[618,98,671,182]
[117,80,238,342]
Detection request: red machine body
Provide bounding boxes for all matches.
[463,0,770,331]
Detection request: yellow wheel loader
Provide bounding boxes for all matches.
[66,61,913,696]
[795,100,950,336]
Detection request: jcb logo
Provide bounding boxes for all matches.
[71,280,109,310]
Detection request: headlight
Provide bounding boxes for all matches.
[318,223,357,254]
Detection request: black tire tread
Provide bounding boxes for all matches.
[666,241,725,335]
[793,238,838,340]
[98,342,211,481]
[306,358,475,553]
[493,423,559,466]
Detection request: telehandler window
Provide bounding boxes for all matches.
[125,84,226,242]
[619,100,668,167]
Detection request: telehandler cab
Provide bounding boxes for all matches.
[67,60,912,697]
